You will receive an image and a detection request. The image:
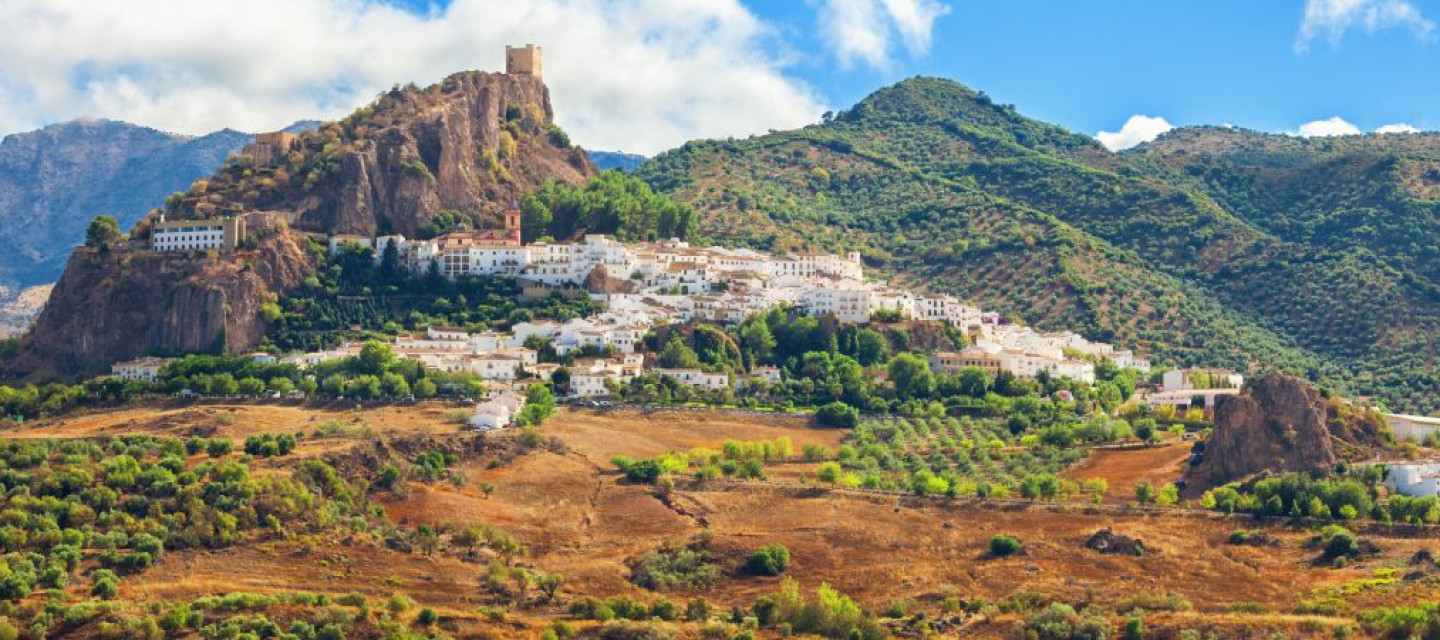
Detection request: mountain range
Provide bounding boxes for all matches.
[0,118,324,291]
[636,77,1440,413]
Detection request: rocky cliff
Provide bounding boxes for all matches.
[5,70,594,378]
[6,235,311,375]
[296,71,591,236]
[155,70,595,240]
[1190,373,1390,487]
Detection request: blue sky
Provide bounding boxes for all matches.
[751,1,1440,146]
[0,0,1435,152]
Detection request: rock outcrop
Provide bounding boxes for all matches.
[6,234,311,375]
[290,71,592,237]
[1084,528,1146,556]
[1189,373,1388,487]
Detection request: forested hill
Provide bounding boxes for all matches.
[635,77,1440,413]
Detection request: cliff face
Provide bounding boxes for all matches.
[292,71,592,237]
[7,235,311,375]
[5,70,593,378]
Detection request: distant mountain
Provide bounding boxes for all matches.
[0,118,319,291]
[637,77,1440,413]
[586,150,647,172]
[0,285,52,339]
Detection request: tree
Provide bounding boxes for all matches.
[86,215,125,249]
[815,401,858,428]
[852,329,888,366]
[815,462,843,484]
[322,375,346,397]
[955,366,990,397]
[413,378,437,398]
[888,353,935,399]
[1134,482,1156,504]
[267,377,295,395]
[381,372,410,398]
[740,319,777,367]
[237,377,266,396]
[657,335,702,369]
[356,340,396,375]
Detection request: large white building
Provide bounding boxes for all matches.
[110,357,174,381]
[151,217,245,252]
[1386,414,1440,443]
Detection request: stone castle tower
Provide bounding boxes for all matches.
[505,44,543,80]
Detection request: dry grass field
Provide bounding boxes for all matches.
[13,403,1440,638]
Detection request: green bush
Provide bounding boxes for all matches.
[989,534,1024,557]
[744,545,792,576]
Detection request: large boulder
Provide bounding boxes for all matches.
[1190,373,1338,486]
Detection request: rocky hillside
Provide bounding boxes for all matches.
[636,77,1440,413]
[4,71,594,377]
[0,119,261,290]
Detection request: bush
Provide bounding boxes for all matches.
[416,607,438,625]
[631,542,721,591]
[744,545,791,576]
[989,534,1024,557]
[815,402,859,428]
[1124,617,1145,640]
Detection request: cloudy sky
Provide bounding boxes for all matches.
[0,0,1437,153]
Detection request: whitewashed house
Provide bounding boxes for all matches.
[1385,462,1440,497]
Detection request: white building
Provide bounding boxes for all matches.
[471,390,525,430]
[1385,462,1440,497]
[1386,414,1440,444]
[1162,368,1245,393]
[651,368,730,391]
[151,217,244,252]
[111,357,174,381]
[569,355,646,397]
[1146,388,1240,411]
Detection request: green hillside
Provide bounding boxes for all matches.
[636,77,1440,413]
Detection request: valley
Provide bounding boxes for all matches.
[0,402,1433,638]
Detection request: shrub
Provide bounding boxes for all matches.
[989,534,1023,557]
[744,545,792,576]
[631,542,720,591]
[1124,617,1145,640]
[815,402,859,428]
[416,608,438,625]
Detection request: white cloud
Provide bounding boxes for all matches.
[1294,116,1362,137]
[1376,122,1420,133]
[0,0,830,154]
[814,0,951,69]
[1295,0,1435,52]
[1095,115,1174,151]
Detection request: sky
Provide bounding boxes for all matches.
[0,0,1436,154]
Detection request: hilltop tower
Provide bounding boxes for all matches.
[505,44,543,80]
[248,131,298,165]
